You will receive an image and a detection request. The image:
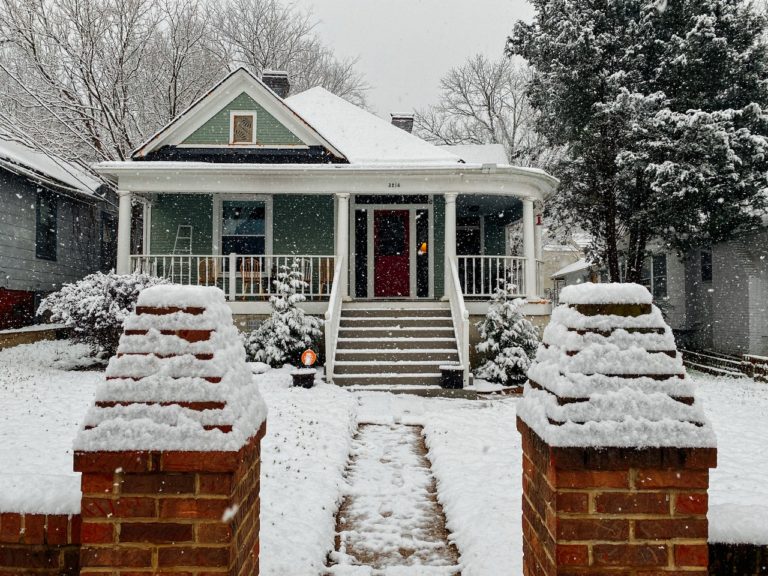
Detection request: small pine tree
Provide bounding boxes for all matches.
[245,260,322,367]
[475,281,539,385]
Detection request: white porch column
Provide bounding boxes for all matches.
[523,198,537,298]
[534,205,543,261]
[444,192,458,296]
[116,190,132,274]
[335,192,350,299]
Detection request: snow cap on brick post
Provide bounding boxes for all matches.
[517,283,717,576]
[73,286,266,576]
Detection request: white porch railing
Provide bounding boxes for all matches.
[324,255,346,383]
[457,255,527,298]
[446,256,470,387]
[130,254,335,301]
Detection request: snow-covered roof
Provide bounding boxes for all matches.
[0,138,101,198]
[551,258,591,279]
[285,88,463,166]
[439,144,508,165]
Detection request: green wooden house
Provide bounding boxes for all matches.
[96,68,557,388]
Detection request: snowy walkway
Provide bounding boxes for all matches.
[328,424,460,575]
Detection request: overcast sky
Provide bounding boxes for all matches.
[294,0,535,118]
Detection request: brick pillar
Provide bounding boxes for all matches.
[75,426,265,575]
[518,284,717,575]
[72,286,267,576]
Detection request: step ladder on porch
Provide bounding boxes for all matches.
[332,302,460,388]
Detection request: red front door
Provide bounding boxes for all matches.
[374,210,410,297]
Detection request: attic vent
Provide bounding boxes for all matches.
[232,113,255,144]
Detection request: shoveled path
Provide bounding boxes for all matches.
[326,424,461,575]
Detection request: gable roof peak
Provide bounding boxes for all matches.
[131,67,345,161]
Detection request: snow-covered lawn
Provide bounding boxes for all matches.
[0,340,101,514]
[1,340,767,575]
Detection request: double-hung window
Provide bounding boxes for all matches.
[36,191,57,261]
[221,200,266,255]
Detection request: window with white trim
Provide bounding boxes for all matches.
[230,112,256,144]
[221,200,265,255]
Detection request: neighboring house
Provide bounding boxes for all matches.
[663,227,768,357]
[95,67,558,387]
[545,230,592,304]
[0,138,116,329]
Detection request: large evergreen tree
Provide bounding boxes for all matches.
[509,0,768,281]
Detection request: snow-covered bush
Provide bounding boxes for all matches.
[244,261,322,367]
[475,281,539,385]
[38,271,169,358]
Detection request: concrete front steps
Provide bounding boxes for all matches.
[332,302,461,390]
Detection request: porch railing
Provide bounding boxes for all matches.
[130,254,335,301]
[457,255,527,298]
[446,256,470,387]
[324,255,346,383]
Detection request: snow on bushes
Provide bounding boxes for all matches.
[76,286,266,452]
[38,271,169,357]
[475,281,539,385]
[517,282,716,448]
[244,261,322,367]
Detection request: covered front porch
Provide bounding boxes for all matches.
[120,191,545,309]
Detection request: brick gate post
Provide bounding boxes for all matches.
[518,283,716,575]
[73,286,267,576]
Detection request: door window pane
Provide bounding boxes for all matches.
[416,209,429,297]
[376,214,406,256]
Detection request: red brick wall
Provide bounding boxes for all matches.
[519,419,715,575]
[74,422,265,575]
[0,512,80,575]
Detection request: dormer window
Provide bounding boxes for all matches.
[230,111,257,144]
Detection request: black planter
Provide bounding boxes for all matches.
[291,368,316,389]
[440,365,464,389]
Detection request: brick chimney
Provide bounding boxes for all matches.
[262,70,290,98]
[391,114,414,133]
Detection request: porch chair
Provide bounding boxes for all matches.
[318,259,334,296]
[197,257,219,287]
[241,257,262,299]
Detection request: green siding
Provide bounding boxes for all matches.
[273,195,335,254]
[483,203,522,255]
[433,195,445,298]
[183,92,303,146]
[150,194,213,254]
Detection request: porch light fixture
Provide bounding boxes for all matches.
[418,242,428,255]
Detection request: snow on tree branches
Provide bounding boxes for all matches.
[509,0,768,282]
[475,281,539,386]
[244,260,322,367]
[38,271,169,358]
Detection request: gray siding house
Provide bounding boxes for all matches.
[0,138,116,329]
[665,229,768,357]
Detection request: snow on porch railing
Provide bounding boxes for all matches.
[129,254,335,301]
[446,256,470,387]
[457,255,526,298]
[324,255,346,383]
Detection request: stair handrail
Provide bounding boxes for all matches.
[446,255,471,387]
[324,255,346,383]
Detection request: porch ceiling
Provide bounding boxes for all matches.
[94,162,558,201]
